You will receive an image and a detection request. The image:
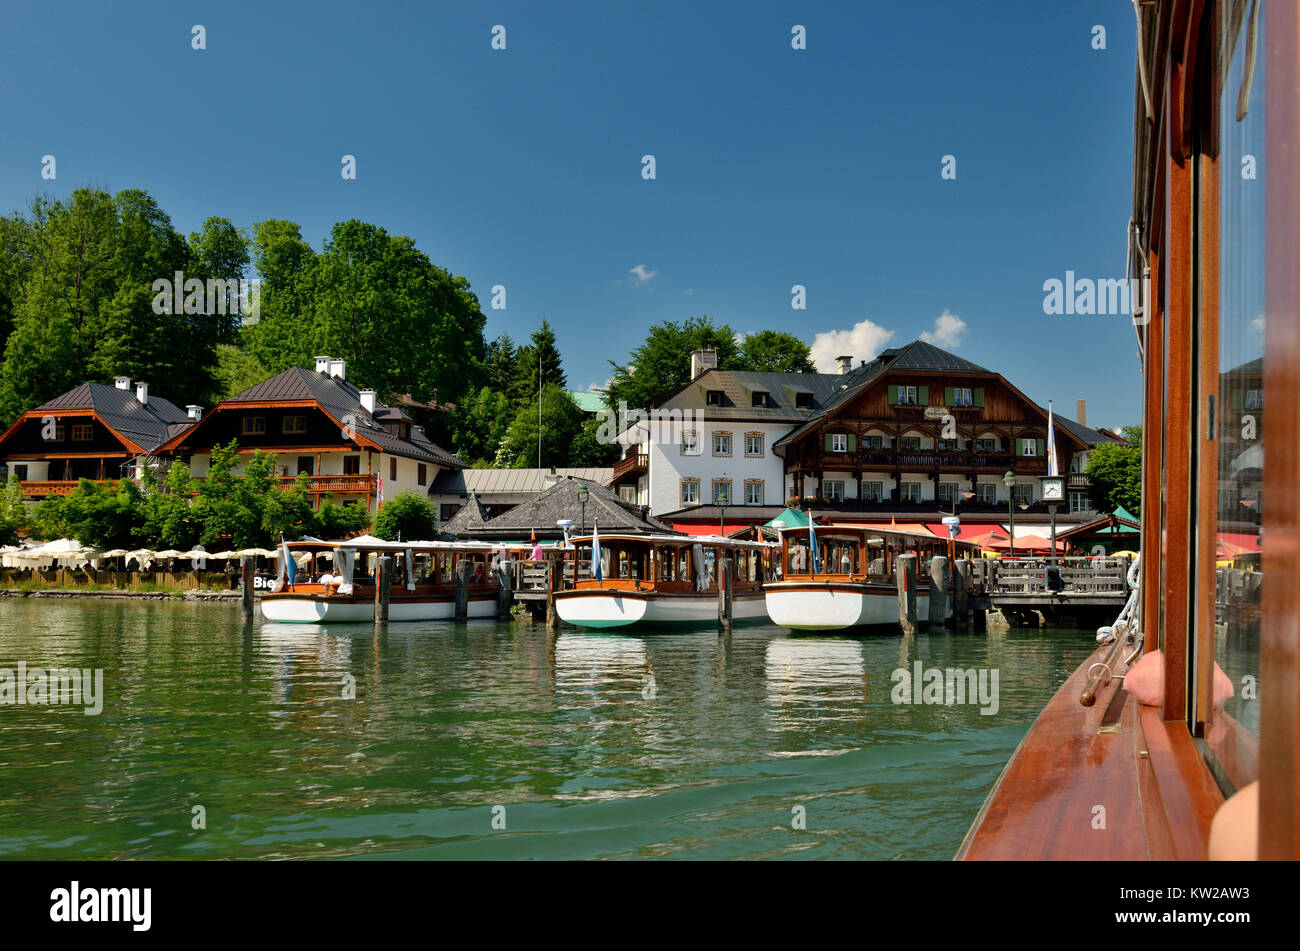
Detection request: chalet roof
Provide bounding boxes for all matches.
[568,391,607,414]
[221,366,464,468]
[460,476,672,538]
[773,339,1118,450]
[644,369,847,424]
[431,467,615,497]
[32,382,192,452]
[437,491,491,537]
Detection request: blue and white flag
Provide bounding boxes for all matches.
[809,518,820,574]
[281,538,298,589]
[1047,400,1059,478]
[591,520,602,584]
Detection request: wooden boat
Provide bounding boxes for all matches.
[260,539,501,623]
[962,0,1300,860]
[553,533,775,629]
[763,524,979,630]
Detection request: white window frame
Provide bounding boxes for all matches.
[898,385,918,405]
[831,433,849,453]
[745,433,764,457]
[712,479,732,505]
[900,436,922,450]
[937,482,958,503]
[901,482,922,502]
[953,387,973,407]
[712,432,732,457]
[744,480,764,505]
[681,431,700,455]
[823,480,845,502]
[680,479,699,505]
[1020,438,1038,456]
[976,483,996,503]
[862,481,883,502]
[1068,491,1090,513]
[1012,483,1034,505]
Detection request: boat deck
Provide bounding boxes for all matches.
[958,643,1223,860]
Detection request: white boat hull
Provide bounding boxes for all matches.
[260,594,498,624]
[555,590,768,629]
[764,581,933,631]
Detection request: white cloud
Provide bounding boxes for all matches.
[587,376,613,392]
[810,319,894,373]
[628,264,658,285]
[920,309,967,348]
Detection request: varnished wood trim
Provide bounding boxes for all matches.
[1141,249,1164,649]
[1259,0,1300,860]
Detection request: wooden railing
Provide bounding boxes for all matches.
[612,452,649,480]
[991,557,1130,595]
[19,480,116,498]
[800,449,1046,474]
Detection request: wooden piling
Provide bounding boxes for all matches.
[896,553,918,635]
[954,558,971,629]
[240,555,254,620]
[496,557,513,620]
[454,558,471,621]
[928,555,950,632]
[375,555,391,624]
[717,556,733,633]
[545,553,561,629]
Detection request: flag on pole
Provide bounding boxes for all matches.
[377,476,384,509]
[591,519,602,585]
[809,515,820,574]
[281,537,298,590]
[1046,401,1059,477]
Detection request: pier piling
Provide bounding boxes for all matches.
[954,558,972,630]
[497,557,513,620]
[545,554,561,629]
[240,555,254,621]
[928,556,950,632]
[896,553,918,635]
[375,555,391,624]
[717,556,733,633]
[454,559,471,621]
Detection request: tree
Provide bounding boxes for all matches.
[0,474,27,545]
[606,315,742,411]
[569,415,621,467]
[309,219,486,403]
[243,219,319,374]
[29,479,145,548]
[1086,440,1142,515]
[738,330,816,373]
[187,217,251,342]
[315,499,370,538]
[497,383,584,468]
[448,386,511,466]
[139,460,202,548]
[511,319,566,407]
[484,333,517,392]
[211,344,272,400]
[372,490,437,541]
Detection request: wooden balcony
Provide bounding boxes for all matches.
[19,480,116,498]
[612,451,648,482]
[797,449,1046,474]
[289,473,377,495]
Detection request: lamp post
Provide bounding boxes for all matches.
[1003,470,1017,560]
[1040,475,1065,567]
[718,472,727,537]
[577,485,589,535]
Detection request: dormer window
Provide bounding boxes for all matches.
[706,390,724,406]
[751,391,773,408]
[795,392,813,409]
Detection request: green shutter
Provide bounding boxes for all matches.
[1231,389,1243,410]
[847,434,857,451]
[1037,438,1046,457]
[1015,438,1023,456]
[918,385,929,404]
[888,384,899,404]
[824,433,834,452]
[974,388,985,407]
[944,386,954,406]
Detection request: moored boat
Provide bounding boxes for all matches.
[553,532,775,629]
[260,538,502,623]
[764,523,978,631]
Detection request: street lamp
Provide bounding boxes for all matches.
[1003,470,1017,560]
[577,485,589,534]
[718,472,728,537]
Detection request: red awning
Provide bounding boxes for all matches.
[923,522,1003,541]
[672,522,754,536]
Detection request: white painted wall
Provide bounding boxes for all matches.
[637,419,794,515]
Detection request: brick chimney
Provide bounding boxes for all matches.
[690,348,718,380]
[837,355,853,375]
[1076,399,1087,426]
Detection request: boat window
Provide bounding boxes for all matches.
[1198,6,1264,792]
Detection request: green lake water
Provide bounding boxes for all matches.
[0,600,1096,860]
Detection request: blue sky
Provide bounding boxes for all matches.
[0,0,1140,429]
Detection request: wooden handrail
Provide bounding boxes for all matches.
[1080,636,1131,707]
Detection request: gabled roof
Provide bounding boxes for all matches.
[632,369,848,426]
[431,467,615,496]
[461,476,672,538]
[568,391,607,414]
[437,491,491,537]
[28,382,192,452]
[772,339,1114,451]
[169,366,464,468]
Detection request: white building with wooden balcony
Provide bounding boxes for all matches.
[0,377,197,499]
[156,356,464,511]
